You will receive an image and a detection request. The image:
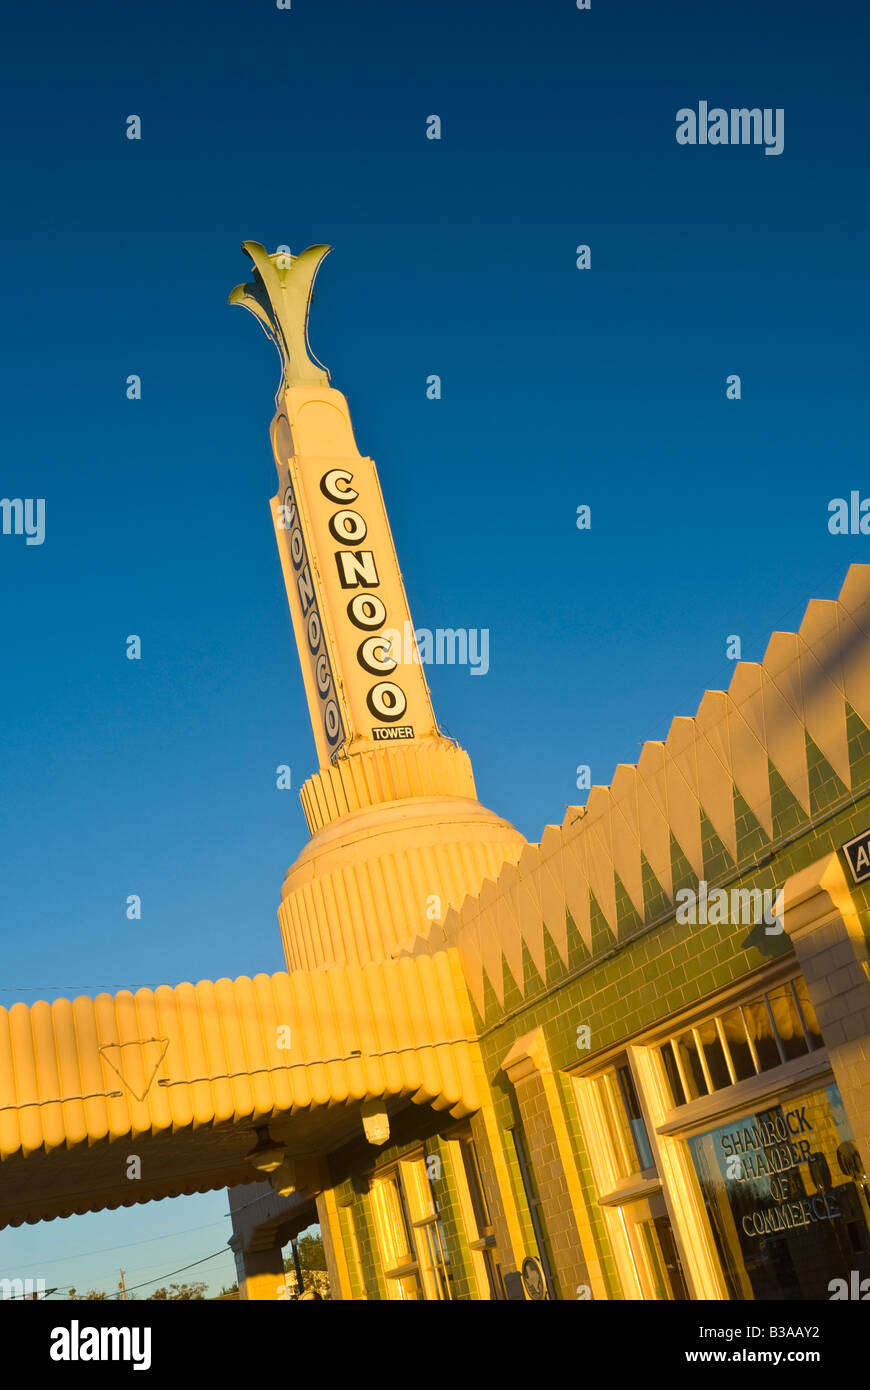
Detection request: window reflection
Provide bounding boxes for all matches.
[688,1084,870,1300]
[657,976,821,1106]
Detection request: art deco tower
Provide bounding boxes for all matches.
[231,244,525,972]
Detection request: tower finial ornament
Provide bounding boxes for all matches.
[229,241,332,389]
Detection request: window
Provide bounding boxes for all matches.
[448,1133,505,1299]
[369,1171,421,1300]
[510,1126,557,1299]
[619,1193,689,1301]
[630,969,847,1299]
[656,978,822,1106]
[687,1082,870,1300]
[596,1064,655,1177]
[402,1157,454,1301]
[573,1058,688,1300]
[369,1156,453,1301]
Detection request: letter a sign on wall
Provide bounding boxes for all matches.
[843,828,870,885]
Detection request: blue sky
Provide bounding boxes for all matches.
[1,0,867,1296]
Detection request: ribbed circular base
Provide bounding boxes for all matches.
[278,792,525,972]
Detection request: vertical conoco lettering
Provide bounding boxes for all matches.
[336,551,379,588]
[297,564,315,613]
[320,469,358,503]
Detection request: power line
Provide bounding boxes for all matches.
[22,1199,293,1296]
[0,1216,233,1276]
[48,1247,232,1300]
[8,1197,316,1289]
[106,1248,231,1298]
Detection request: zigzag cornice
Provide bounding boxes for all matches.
[407,564,870,1016]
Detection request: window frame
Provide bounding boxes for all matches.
[368,1152,455,1301]
[573,1052,686,1300]
[569,961,828,1300]
[656,978,822,1108]
[444,1130,505,1300]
